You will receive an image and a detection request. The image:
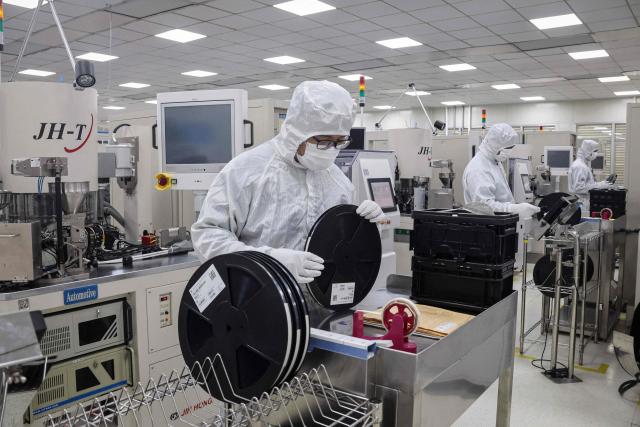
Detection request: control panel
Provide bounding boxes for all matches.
[159,292,172,328]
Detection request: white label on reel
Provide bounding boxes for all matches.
[190,264,226,312]
[330,282,355,306]
[434,322,456,333]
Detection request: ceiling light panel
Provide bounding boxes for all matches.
[521,96,545,101]
[182,70,217,77]
[259,84,290,90]
[568,49,609,60]
[339,74,372,81]
[492,83,521,90]
[119,82,150,88]
[19,69,55,76]
[440,63,476,72]
[264,56,305,64]
[530,13,582,30]
[376,37,422,49]
[145,100,157,104]
[598,76,630,83]
[274,0,335,16]
[155,29,206,43]
[405,90,430,96]
[373,105,394,110]
[3,0,48,8]
[441,101,465,106]
[103,106,126,110]
[615,90,640,96]
[76,52,118,62]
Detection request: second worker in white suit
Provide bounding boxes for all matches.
[191,80,385,284]
[463,123,541,219]
[569,139,612,214]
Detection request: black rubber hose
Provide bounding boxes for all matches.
[103,202,126,227]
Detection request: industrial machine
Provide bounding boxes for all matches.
[335,150,399,293]
[428,159,455,209]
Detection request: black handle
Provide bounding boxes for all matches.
[152,123,158,150]
[123,300,134,343]
[243,119,254,149]
[113,123,130,134]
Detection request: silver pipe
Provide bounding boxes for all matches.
[519,235,528,354]
[411,85,436,134]
[550,248,563,370]
[48,0,76,70]
[373,91,406,129]
[579,237,588,364]
[568,230,580,378]
[10,0,45,81]
[595,229,603,343]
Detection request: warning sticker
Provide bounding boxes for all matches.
[190,265,225,312]
[434,322,456,333]
[330,282,355,306]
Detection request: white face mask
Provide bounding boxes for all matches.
[495,152,508,162]
[296,143,339,171]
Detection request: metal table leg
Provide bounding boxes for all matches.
[519,237,528,354]
[550,249,563,370]
[497,319,515,427]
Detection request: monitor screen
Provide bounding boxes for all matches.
[546,149,571,169]
[591,155,605,170]
[521,174,531,193]
[367,178,396,213]
[163,103,233,165]
[349,127,365,150]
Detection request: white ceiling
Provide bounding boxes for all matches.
[1,0,640,115]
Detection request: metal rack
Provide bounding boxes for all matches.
[43,355,381,427]
[519,228,604,380]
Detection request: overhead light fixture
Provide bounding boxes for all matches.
[405,90,430,96]
[492,83,520,90]
[76,52,118,62]
[615,90,640,96]
[373,105,395,110]
[520,96,545,101]
[103,106,125,110]
[598,76,630,83]
[274,0,335,16]
[530,13,582,30]
[119,82,150,89]
[18,69,55,77]
[441,101,465,106]
[155,29,206,43]
[3,0,48,8]
[264,55,305,65]
[593,126,608,130]
[440,63,476,72]
[568,49,609,60]
[182,70,217,77]
[376,37,422,49]
[339,74,372,81]
[145,100,158,104]
[74,60,96,88]
[259,84,290,90]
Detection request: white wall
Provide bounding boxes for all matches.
[363,98,635,132]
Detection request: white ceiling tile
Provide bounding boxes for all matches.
[213,15,262,30]
[434,40,471,50]
[145,12,200,27]
[272,17,324,32]
[207,0,264,13]
[490,21,538,35]
[240,6,293,22]
[467,36,508,47]
[307,10,360,25]
[453,27,496,39]
[341,20,385,34]
[243,24,290,37]
[412,5,464,21]
[383,0,446,11]
[357,29,402,41]
[431,16,480,31]
[185,22,234,37]
[567,0,628,12]
[121,20,170,36]
[541,25,590,38]
[472,9,522,26]
[501,31,548,42]
[515,2,574,20]
[343,2,404,19]
[455,0,511,15]
[369,12,422,27]
[174,5,230,20]
[215,30,262,43]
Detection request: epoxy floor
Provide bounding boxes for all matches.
[453,266,640,427]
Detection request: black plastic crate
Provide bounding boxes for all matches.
[411,209,519,264]
[411,256,514,314]
[589,188,626,218]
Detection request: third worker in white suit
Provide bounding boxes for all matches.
[191,80,385,284]
[569,139,610,214]
[463,123,541,219]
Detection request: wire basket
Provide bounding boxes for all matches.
[43,355,381,427]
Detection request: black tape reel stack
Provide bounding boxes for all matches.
[178,251,309,403]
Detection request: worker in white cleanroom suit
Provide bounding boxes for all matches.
[192,80,385,283]
[463,123,541,219]
[569,139,612,214]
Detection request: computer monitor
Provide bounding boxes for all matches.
[367,177,397,213]
[349,127,365,150]
[591,154,605,172]
[544,146,573,176]
[158,89,248,190]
